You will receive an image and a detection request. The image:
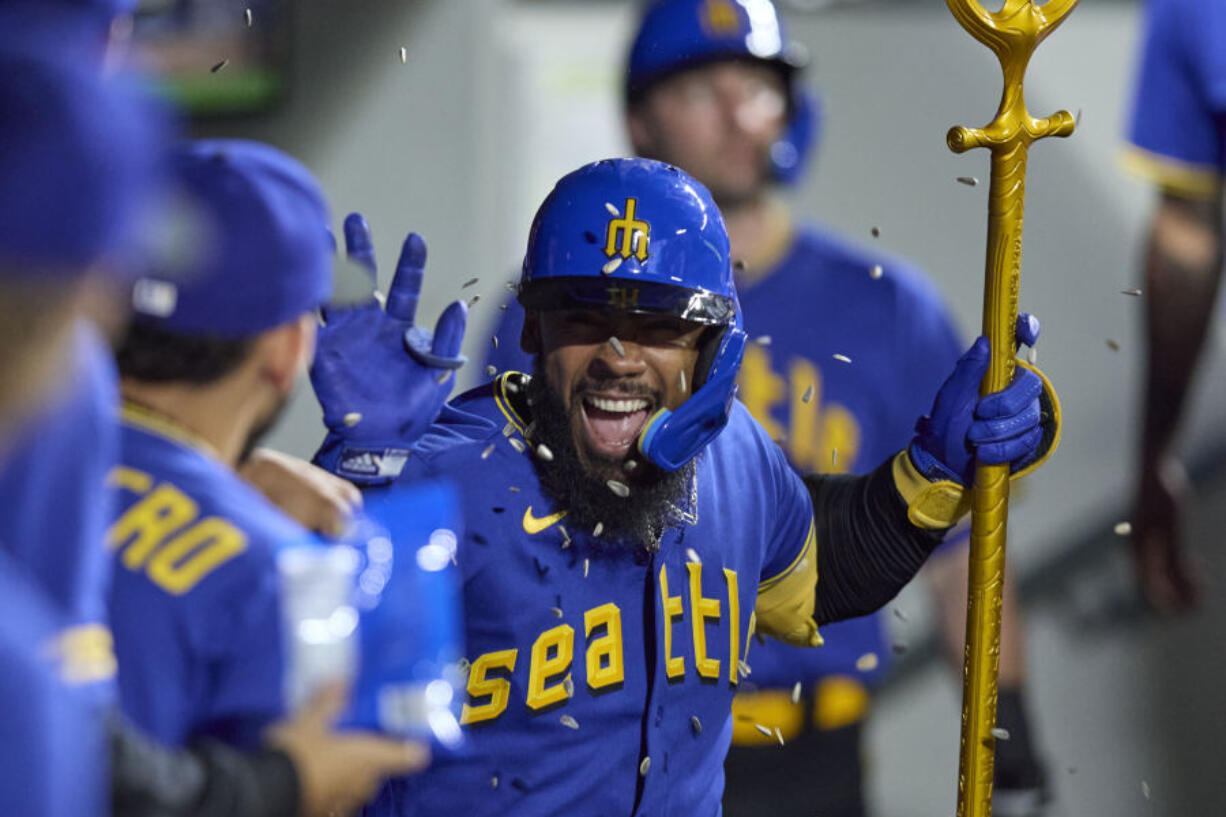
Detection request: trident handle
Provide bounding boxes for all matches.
[944,1,1077,816]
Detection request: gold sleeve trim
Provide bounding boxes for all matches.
[755,521,822,648]
[1119,145,1223,200]
[891,451,971,530]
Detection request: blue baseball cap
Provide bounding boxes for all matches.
[0,10,169,275]
[130,139,334,338]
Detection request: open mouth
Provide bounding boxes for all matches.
[579,393,653,459]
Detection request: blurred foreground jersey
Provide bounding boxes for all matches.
[0,323,121,696]
[362,376,815,817]
[1125,0,1226,195]
[0,549,104,817]
[108,402,316,748]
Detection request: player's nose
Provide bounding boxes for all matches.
[588,336,648,378]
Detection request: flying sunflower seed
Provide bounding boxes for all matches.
[244,8,253,26]
[563,675,574,697]
[509,486,520,493]
[435,372,450,384]
[486,365,497,377]
[1141,781,1150,800]
[802,385,814,403]
[505,380,520,393]
[505,281,517,291]
[560,714,579,730]
[343,412,362,427]
[691,715,702,735]
[508,437,526,454]
[481,444,495,460]
[467,294,480,307]
[774,727,785,746]
[1106,339,1120,351]
[679,370,688,393]
[686,548,701,564]
[791,682,802,704]
[457,657,470,675]
[833,353,851,364]
[559,525,571,546]
[624,459,638,472]
[210,59,229,73]
[738,660,752,678]
[754,724,772,737]
[957,176,979,187]
[462,278,479,289]
[491,777,499,789]
[832,449,839,467]
[500,303,508,310]
[1114,521,1132,536]
[399,47,407,64]
[1121,288,1143,296]
[536,443,554,461]
[639,757,651,776]
[607,480,630,498]
[602,257,623,275]
[550,606,563,618]
[608,336,626,357]
[870,264,884,279]
[756,335,772,346]
[583,558,590,577]
[503,422,515,437]
[893,608,908,621]
[675,228,687,235]
[491,336,499,350]
[871,226,880,238]
[593,522,604,537]
[892,641,908,654]
[605,202,620,216]
[990,727,1011,741]
[855,652,879,672]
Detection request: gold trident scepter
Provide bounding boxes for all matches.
[944,1,1077,815]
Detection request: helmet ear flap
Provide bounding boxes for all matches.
[691,324,726,392]
[771,87,821,185]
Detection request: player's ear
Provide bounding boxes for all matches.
[521,310,541,355]
[259,314,316,395]
[625,108,654,157]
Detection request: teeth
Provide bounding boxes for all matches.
[585,396,648,413]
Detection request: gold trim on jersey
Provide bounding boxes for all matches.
[754,520,821,648]
[1119,145,1224,200]
[119,400,221,460]
[492,372,529,436]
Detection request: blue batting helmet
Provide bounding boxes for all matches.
[625,0,819,185]
[519,157,748,471]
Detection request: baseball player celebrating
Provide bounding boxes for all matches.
[312,157,1058,816]
[483,2,1052,814]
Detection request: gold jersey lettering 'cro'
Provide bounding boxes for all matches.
[944,1,1077,816]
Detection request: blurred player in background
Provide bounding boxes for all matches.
[482,1,1051,815]
[312,156,1058,816]
[1122,0,1224,614]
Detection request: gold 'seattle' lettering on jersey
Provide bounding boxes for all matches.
[360,373,818,817]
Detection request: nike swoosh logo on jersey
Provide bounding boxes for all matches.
[522,506,567,534]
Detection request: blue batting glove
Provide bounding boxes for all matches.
[910,313,1049,486]
[311,213,467,483]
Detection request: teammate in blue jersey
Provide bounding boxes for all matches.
[1122,0,1225,614]
[0,14,165,815]
[481,2,1052,815]
[312,157,1060,816]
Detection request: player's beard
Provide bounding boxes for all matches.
[237,393,290,466]
[526,367,695,551]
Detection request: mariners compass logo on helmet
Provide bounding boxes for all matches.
[519,158,748,472]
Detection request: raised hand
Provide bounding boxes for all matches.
[311,213,467,483]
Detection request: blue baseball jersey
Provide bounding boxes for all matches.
[362,375,817,817]
[1125,0,1226,195]
[0,549,104,817]
[482,225,964,691]
[108,402,315,749]
[731,225,964,690]
[0,323,120,694]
